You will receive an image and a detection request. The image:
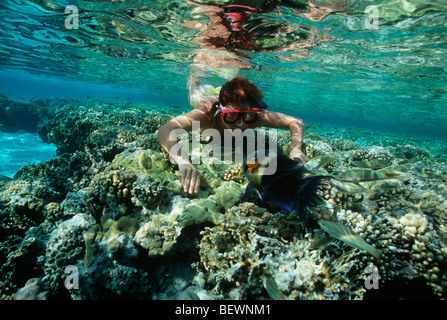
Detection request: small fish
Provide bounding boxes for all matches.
[305,154,337,171]
[397,159,411,165]
[352,159,390,170]
[414,168,443,180]
[194,272,206,289]
[262,276,288,300]
[372,180,405,191]
[318,221,381,259]
[86,201,103,230]
[337,169,387,182]
[337,168,405,182]
[377,167,409,179]
[308,233,337,250]
[242,150,331,217]
[330,179,368,194]
[184,287,200,300]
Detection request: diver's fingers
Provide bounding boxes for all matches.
[190,171,201,194]
[188,172,196,194]
[181,168,186,186]
[183,168,192,193]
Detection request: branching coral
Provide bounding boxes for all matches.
[196,203,274,297]
[222,163,245,184]
[196,202,390,300]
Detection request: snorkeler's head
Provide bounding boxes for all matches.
[219,77,266,109]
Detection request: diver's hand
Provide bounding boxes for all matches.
[289,149,309,164]
[178,162,201,194]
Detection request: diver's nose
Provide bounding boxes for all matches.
[236,115,244,127]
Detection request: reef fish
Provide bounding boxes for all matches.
[336,168,406,182]
[330,179,368,194]
[262,276,288,300]
[242,150,330,217]
[414,168,444,180]
[318,221,381,259]
[308,232,339,250]
[305,154,337,171]
[352,159,390,170]
[377,167,409,179]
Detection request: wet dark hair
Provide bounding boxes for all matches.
[219,77,266,109]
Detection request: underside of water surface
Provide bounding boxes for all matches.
[0,0,446,302]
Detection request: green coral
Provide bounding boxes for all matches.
[210,181,245,211]
[112,149,181,194]
[83,224,101,268]
[182,198,223,226]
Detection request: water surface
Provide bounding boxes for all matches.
[0,0,446,138]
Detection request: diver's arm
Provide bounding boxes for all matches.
[288,118,309,163]
[156,109,210,194]
[254,111,309,163]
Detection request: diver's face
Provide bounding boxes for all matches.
[220,102,254,130]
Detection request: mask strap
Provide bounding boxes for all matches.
[214,103,224,117]
[257,100,268,109]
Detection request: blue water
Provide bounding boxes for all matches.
[0,0,446,175]
[0,69,188,106]
[0,132,57,178]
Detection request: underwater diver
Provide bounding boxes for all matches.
[157,77,308,195]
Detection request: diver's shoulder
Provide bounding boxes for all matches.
[188,103,218,125]
[189,84,220,109]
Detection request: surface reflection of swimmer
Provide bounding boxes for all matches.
[183,0,346,57]
[183,0,345,85]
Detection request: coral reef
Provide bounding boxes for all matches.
[222,163,245,184]
[1,97,447,300]
[194,202,388,300]
[13,278,49,300]
[0,94,62,132]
